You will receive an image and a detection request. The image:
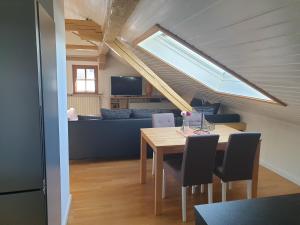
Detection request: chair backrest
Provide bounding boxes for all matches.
[221,133,261,181]
[181,135,219,186]
[152,113,175,128]
[187,112,203,127]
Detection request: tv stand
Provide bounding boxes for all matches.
[110,96,166,109]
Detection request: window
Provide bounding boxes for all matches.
[136,25,285,105]
[72,65,98,94]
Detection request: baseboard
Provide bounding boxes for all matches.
[260,159,300,186]
[62,194,72,225]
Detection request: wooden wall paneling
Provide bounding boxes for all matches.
[67,94,101,115]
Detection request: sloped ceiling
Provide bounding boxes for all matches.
[64,0,109,56]
[121,0,300,124]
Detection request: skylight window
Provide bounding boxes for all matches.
[137,26,283,105]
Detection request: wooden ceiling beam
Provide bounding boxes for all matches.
[100,0,140,55]
[66,55,98,62]
[65,19,103,42]
[66,54,107,70]
[66,44,98,50]
[107,40,192,112]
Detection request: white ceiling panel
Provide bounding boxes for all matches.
[64,0,108,26]
[121,0,300,124]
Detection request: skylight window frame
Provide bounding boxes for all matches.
[133,24,287,106]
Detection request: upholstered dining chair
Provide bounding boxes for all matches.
[186,111,206,193]
[163,135,219,222]
[214,133,261,202]
[186,111,203,127]
[151,113,175,175]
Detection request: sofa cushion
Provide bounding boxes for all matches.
[159,109,174,114]
[131,109,161,118]
[101,108,131,119]
[78,115,102,120]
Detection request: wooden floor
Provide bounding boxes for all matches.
[68,159,300,225]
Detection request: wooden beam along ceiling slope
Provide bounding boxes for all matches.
[107,40,193,112]
[100,0,140,55]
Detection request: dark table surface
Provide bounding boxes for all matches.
[195,193,300,225]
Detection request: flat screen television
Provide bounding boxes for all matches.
[111,76,142,96]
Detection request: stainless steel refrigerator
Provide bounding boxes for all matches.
[0,1,60,224]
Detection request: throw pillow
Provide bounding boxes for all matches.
[207,103,220,114]
[67,108,78,121]
[100,108,131,119]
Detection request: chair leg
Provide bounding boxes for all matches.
[208,183,213,203]
[247,180,252,199]
[162,169,166,199]
[228,182,232,190]
[221,181,227,202]
[192,185,196,194]
[200,184,204,193]
[182,186,187,222]
[152,152,155,176]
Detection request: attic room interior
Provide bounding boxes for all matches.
[1,0,300,225]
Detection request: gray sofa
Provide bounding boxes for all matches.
[68,114,240,160]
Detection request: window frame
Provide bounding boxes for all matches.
[133,24,287,106]
[72,65,98,94]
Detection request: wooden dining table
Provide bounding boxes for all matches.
[140,125,261,216]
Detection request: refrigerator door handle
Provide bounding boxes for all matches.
[42,179,46,195]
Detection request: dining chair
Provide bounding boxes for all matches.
[163,135,219,222]
[214,133,261,202]
[151,113,175,175]
[186,111,203,127]
[186,111,206,193]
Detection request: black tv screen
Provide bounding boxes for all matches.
[111,76,142,96]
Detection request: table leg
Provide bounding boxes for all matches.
[252,141,261,198]
[154,149,163,215]
[140,134,147,184]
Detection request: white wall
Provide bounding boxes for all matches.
[98,56,139,108]
[53,0,71,224]
[225,107,300,186]
[67,55,139,112]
